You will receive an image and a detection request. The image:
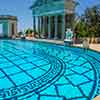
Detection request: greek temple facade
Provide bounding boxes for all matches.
[31,0,76,40]
[0,15,17,38]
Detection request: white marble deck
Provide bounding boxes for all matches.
[26,37,100,52]
[94,95,100,100]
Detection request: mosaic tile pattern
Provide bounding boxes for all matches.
[0,40,100,100]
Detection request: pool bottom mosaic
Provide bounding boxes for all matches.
[0,40,100,100]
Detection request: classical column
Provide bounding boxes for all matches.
[8,21,12,37]
[42,16,45,35]
[10,23,14,37]
[54,15,58,39]
[61,15,65,40]
[33,16,36,32]
[13,22,17,36]
[38,16,41,33]
[8,22,10,37]
[48,16,51,39]
[3,22,9,37]
[37,16,39,33]
[45,16,48,37]
[40,16,43,34]
[39,16,41,34]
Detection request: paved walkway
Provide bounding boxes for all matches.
[73,44,100,52]
[94,96,100,100]
[26,37,100,52]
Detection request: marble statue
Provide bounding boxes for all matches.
[64,28,74,46]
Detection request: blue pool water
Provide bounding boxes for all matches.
[0,39,100,100]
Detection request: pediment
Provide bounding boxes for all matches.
[31,0,63,8]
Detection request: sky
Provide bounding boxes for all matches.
[76,0,100,15]
[0,0,100,32]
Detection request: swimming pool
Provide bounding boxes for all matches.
[0,39,100,100]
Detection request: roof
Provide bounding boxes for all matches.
[0,15,17,21]
[30,0,64,9]
[30,0,78,9]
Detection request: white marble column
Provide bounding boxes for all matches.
[61,15,65,40]
[42,16,45,35]
[40,16,42,34]
[38,16,40,33]
[48,16,51,39]
[14,22,17,35]
[8,22,13,37]
[54,15,58,39]
[33,16,36,32]
[8,22,11,37]
[39,16,42,34]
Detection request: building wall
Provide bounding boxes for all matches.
[31,0,76,40]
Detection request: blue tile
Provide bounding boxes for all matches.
[40,64,51,71]
[0,77,14,89]
[13,59,27,65]
[0,62,14,68]
[71,66,91,74]
[0,71,5,77]
[55,76,69,84]
[33,60,48,66]
[84,70,95,80]
[67,74,89,85]
[80,81,94,97]
[19,63,36,70]
[10,72,32,85]
[40,96,63,100]
[27,68,45,79]
[25,94,38,100]
[57,84,82,99]
[40,85,57,95]
[3,66,21,75]
[72,60,85,66]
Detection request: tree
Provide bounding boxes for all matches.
[84,5,100,37]
[74,14,89,38]
[25,28,33,34]
[25,28,33,37]
[74,4,100,42]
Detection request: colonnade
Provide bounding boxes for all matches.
[33,14,66,39]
